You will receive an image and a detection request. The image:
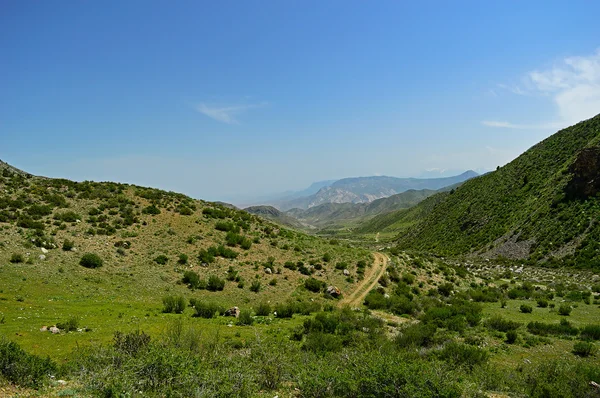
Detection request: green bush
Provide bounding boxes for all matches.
[142,205,161,215]
[506,330,518,344]
[54,211,80,222]
[62,239,74,251]
[573,341,595,357]
[0,339,57,388]
[237,310,254,326]
[536,298,549,308]
[558,304,572,316]
[177,254,188,265]
[395,323,437,348]
[520,304,533,313]
[182,271,203,289]
[56,317,79,332]
[254,302,271,316]
[304,277,325,293]
[580,324,600,341]
[250,280,261,293]
[154,255,168,265]
[162,295,186,314]
[9,253,24,263]
[189,299,222,318]
[79,253,103,268]
[113,330,151,356]
[437,342,488,370]
[207,275,225,291]
[527,319,579,337]
[485,316,521,332]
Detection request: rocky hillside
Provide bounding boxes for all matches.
[244,205,309,230]
[275,171,478,210]
[393,114,600,268]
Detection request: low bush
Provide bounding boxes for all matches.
[9,253,24,263]
[162,295,186,314]
[558,304,572,316]
[506,330,518,344]
[580,324,600,341]
[113,330,151,356]
[255,302,271,316]
[304,277,325,293]
[0,339,57,388]
[437,342,488,370]
[62,239,74,251]
[56,317,79,332]
[520,304,533,313]
[207,275,225,291]
[250,280,261,293]
[485,316,521,332]
[395,323,437,348]
[237,310,254,326]
[573,341,595,357]
[142,205,160,215]
[189,299,222,318]
[154,255,168,265]
[79,253,103,268]
[527,319,579,337]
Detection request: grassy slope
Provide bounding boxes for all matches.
[391,114,600,267]
[0,167,373,357]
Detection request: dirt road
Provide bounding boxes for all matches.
[339,252,388,308]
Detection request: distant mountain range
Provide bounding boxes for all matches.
[267,171,478,211]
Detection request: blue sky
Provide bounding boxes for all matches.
[2,1,600,203]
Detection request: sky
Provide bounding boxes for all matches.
[2,1,600,203]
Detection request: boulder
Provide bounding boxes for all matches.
[40,326,48,332]
[264,268,272,274]
[39,254,46,261]
[41,248,48,254]
[326,285,341,298]
[224,306,240,318]
[49,326,60,334]
[343,269,350,276]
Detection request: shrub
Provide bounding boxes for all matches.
[255,302,271,316]
[182,271,201,289]
[485,316,521,332]
[527,319,579,337]
[322,253,332,262]
[250,280,261,293]
[113,330,151,356]
[142,205,160,215]
[0,339,57,388]
[573,341,595,357]
[437,342,488,370]
[395,323,437,348]
[520,304,533,313]
[154,255,168,265]
[54,211,80,222]
[56,317,79,332]
[62,239,74,251]
[274,302,296,318]
[536,298,549,308]
[558,304,572,316]
[9,253,24,263]
[177,254,188,265]
[506,330,518,344]
[162,295,186,314]
[198,248,215,264]
[580,324,600,341]
[437,282,454,297]
[207,275,225,291]
[189,299,222,318]
[304,278,325,293]
[402,273,415,285]
[79,253,103,268]
[236,310,254,326]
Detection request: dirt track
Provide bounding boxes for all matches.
[339,252,388,308]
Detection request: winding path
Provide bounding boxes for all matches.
[339,252,388,308]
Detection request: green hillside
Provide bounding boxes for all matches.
[393,114,600,268]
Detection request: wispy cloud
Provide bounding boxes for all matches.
[485,49,600,129]
[196,102,267,124]
[482,120,565,130]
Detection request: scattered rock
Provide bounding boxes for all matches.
[343,269,350,276]
[40,326,48,332]
[49,326,60,334]
[264,268,272,274]
[76,219,81,223]
[326,285,341,297]
[39,255,46,261]
[41,248,48,254]
[224,306,240,318]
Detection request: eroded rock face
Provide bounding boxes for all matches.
[566,147,600,200]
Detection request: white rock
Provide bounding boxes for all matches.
[41,248,48,254]
[39,255,46,260]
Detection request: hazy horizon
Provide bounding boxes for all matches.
[3,2,600,201]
